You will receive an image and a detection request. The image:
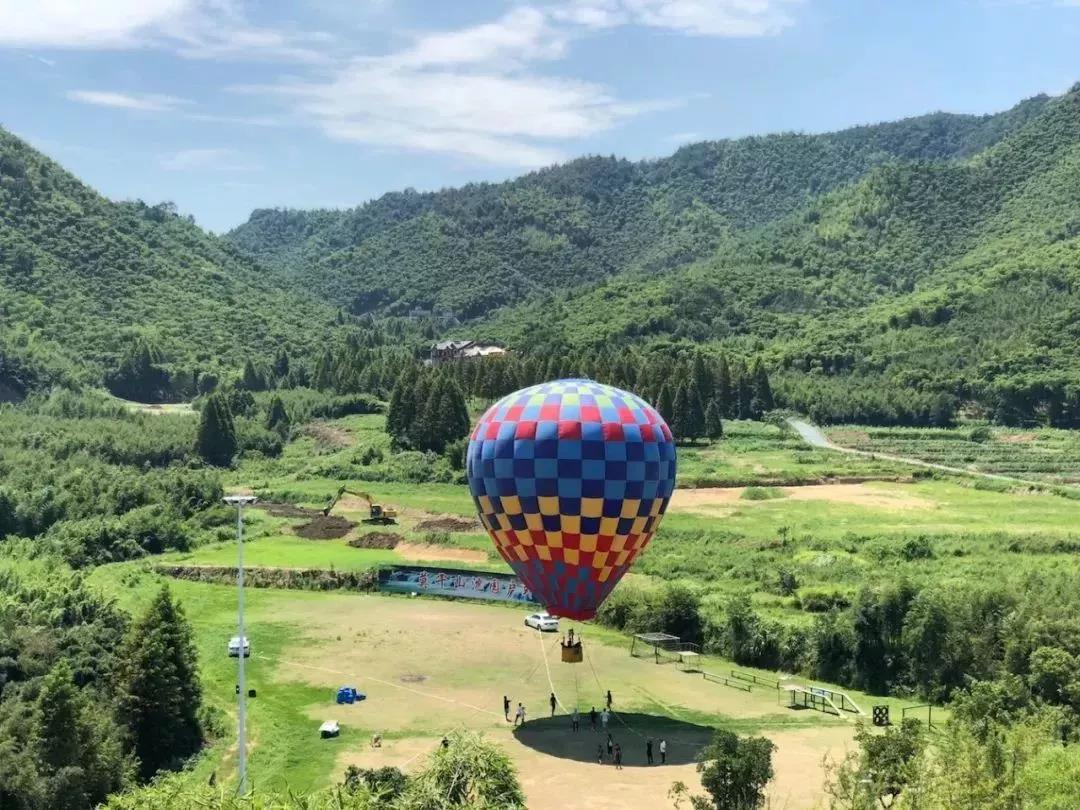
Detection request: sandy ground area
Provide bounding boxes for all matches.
[393,542,489,563]
[265,594,853,810]
[670,482,933,515]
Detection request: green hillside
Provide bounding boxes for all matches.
[476,86,1080,424]
[227,96,1050,318]
[0,128,344,401]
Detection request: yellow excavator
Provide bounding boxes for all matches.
[322,485,398,525]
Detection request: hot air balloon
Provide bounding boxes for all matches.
[466,379,677,623]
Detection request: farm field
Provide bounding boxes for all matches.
[87,564,906,810]
[826,425,1080,485]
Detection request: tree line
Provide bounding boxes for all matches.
[0,571,205,809]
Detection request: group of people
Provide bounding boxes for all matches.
[504,695,529,727]
[596,734,666,768]
[502,688,668,766]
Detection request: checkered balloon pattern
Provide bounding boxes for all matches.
[466,379,677,620]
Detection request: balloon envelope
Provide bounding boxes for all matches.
[466,379,677,620]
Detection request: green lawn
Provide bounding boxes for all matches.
[85,565,896,796]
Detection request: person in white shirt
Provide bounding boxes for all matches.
[601,708,610,729]
[660,738,667,764]
[514,703,526,727]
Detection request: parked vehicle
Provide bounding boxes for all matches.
[525,612,559,632]
[228,636,250,657]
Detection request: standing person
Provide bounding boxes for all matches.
[549,692,557,717]
[614,743,623,770]
[606,733,614,760]
[596,744,604,764]
[590,706,598,731]
[503,695,510,721]
[514,702,526,727]
[571,707,580,732]
[646,738,654,765]
[601,707,610,730]
[606,690,613,710]
[660,738,667,764]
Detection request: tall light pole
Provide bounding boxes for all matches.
[224,494,257,794]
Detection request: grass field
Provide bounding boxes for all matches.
[112,409,1078,807]
[204,416,1080,629]
[88,564,909,810]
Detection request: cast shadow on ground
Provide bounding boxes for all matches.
[512,712,713,768]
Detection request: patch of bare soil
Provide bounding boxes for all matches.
[348,532,405,550]
[781,483,933,510]
[415,516,480,532]
[669,487,745,509]
[670,483,933,513]
[1000,432,1038,444]
[260,501,322,520]
[295,514,356,539]
[394,542,489,563]
[300,421,353,449]
[829,429,870,444]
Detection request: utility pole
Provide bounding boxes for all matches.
[224,494,257,794]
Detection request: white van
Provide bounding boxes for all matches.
[228,636,250,658]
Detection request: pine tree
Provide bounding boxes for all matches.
[705,400,724,440]
[194,393,237,467]
[716,355,734,418]
[736,363,753,420]
[672,381,705,444]
[272,349,290,380]
[115,587,202,780]
[386,367,418,443]
[33,661,128,808]
[671,384,690,443]
[265,395,291,438]
[751,359,775,413]
[657,384,675,424]
[240,359,267,392]
[691,353,714,403]
[684,380,706,443]
[312,350,335,391]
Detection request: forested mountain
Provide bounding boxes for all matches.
[227,95,1050,318]
[0,128,344,401]
[477,85,1080,424]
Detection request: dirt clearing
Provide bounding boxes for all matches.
[261,593,853,810]
[348,532,405,550]
[299,421,353,449]
[295,515,355,539]
[393,543,489,563]
[259,502,322,520]
[670,483,934,514]
[415,516,480,532]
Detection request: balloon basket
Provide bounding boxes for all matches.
[561,641,583,664]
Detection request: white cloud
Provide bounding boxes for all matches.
[395,7,568,69]
[554,0,801,36]
[233,6,684,168]
[66,90,189,111]
[160,147,257,171]
[0,0,337,62]
[0,0,194,48]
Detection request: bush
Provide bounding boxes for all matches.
[741,486,785,501]
[968,425,993,443]
[796,588,852,612]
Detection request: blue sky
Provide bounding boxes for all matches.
[1,0,1078,232]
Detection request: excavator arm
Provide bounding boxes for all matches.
[322,487,395,522]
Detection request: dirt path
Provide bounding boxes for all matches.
[787,418,1068,490]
